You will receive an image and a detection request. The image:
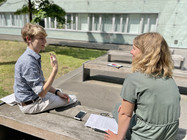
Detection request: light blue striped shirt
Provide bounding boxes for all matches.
[14,47,45,103]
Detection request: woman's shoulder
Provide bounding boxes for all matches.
[127,72,146,80]
[123,72,148,87]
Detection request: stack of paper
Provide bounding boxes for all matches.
[0,93,17,106]
[85,114,118,134]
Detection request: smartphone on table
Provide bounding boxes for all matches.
[74,110,87,121]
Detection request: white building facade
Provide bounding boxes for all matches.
[0,0,187,48]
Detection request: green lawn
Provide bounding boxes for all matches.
[0,40,107,98]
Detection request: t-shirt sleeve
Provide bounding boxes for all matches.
[120,76,137,104]
[22,63,44,95]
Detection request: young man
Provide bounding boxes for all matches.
[14,23,74,114]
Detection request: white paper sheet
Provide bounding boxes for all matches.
[0,93,17,106]
[85,114,118,134]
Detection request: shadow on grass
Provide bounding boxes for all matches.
[0,61,16,65]
[41,45,107,60]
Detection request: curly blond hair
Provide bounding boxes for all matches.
[21,23,47,43]
[132,32,174,77]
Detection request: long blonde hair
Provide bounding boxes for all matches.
[132,32,173,77]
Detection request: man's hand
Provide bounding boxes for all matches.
[56,91,70,103]
[50,53,58,72]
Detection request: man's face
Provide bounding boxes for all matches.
[30,34,47,53]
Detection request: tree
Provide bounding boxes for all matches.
[15,0,66,26]
[0,0,7,6]
[0,0,6,3]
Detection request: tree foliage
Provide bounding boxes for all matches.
[0,0,7,6]
[15,0,66,25]
[0,0,6,3]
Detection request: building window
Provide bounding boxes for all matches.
[12,14,16,26]
[0,14,4,26]
[101,14,113,32]
[64,13,76,30]
[89,14,101,32]
[127,14,140,34]
[77,13,89,31]
[4,13,10,26]
[48,13,158,34]
[141,14,158,33]
[0,12,28,27]
[0,12,158,35]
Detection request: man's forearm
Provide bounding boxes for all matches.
[38,69,57,97]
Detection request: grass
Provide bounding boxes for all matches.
[0,40,107,99]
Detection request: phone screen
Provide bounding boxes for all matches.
[75,111,86,118]
[74,111,86,120]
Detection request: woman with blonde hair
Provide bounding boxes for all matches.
[105,32,180,140]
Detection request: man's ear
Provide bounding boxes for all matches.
[26,36,31,43]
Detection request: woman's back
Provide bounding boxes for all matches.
[105,32,181,140]
[121,72,180,140]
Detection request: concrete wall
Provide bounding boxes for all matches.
[0,26,135,45]
[47,29,135,44]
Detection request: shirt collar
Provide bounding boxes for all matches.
[26,47,41,60]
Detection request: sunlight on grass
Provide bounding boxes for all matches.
[0,41,26,62]
[0,40,106,96]
[0,87,9,99]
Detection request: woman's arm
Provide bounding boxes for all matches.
[117,99,134,139]
[105,99,134,140]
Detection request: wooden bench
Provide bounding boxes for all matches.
[0,103,111,140]
[107,50,185,70]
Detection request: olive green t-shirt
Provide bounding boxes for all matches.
[121,72,180,140]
